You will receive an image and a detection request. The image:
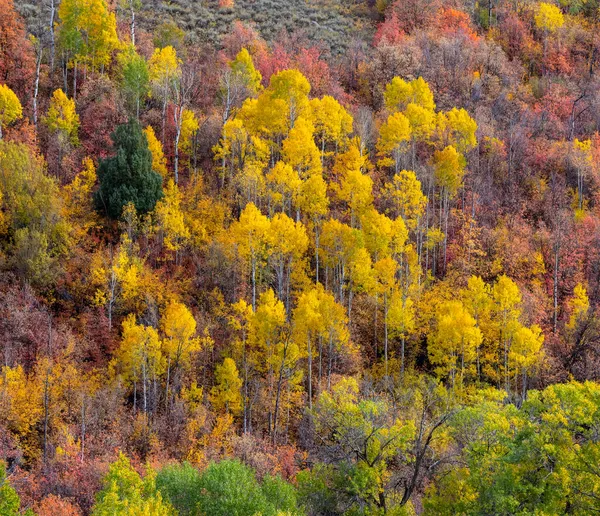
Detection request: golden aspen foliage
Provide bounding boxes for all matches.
[334,143,373,224]
[144,125,168,178]
[282,117,322,178]
[384,76,436,113]
[44,89,80,145]
[113,314,164,393]
[535,2,565,32]
[63,157,99,239]
[438,108,477,153]
[383,170,427,229]
[0,84,22,139]
[377,111,411,171]
[310,95,353,159]
[154,179,190,254]
[161,300,200,368]
[428,300,482,385]
[433,145,466,198]
[266,161,302,214]
[567,283,590,329]
[211,358,243,415]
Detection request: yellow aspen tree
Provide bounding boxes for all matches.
[154,179,190,259]
[567,283,590,329]
[293,286,324,409]
[231,202,271,310]
[433,145,466,266]
[161,300,200,409]
[266,161,302,215]
[249,288,287,433]
[348,246,376,319]
[383,170,427,231]
[334,143,373,226]
[113,314,164,415]
[266,69,311,130]
[44,89,80,145]
[228,298,254,433]
[149,45,181,143]
[388,289,415,375]
[321,218,362,301]
[438,108,478,153]
[295,173,329,282]
[492,275,522,391]
[282,116,322,179]
[535,1,564,72]
[510,324,544,398]
[213,118,251,186]
[374,256,398,378]
[316,287,352,391]
[230,48,262,94]
[384,76,436,113]
[268,212,309,306]
[144,125,169,179]
[0,84,22,139]
[428,300,482,388]
[461,275,493,380]
[404,102,436,167]
[63,157,99,240]
[211,358,243,415]
[311,95,353,162]
[377,112,411,172]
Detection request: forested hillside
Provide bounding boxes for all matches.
[2,0,600,514]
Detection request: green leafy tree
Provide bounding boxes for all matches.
[156,463,202,516]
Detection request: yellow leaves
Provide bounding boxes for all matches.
[282,117,322,178]
[161,299,200,364]
[334,143,373,221]
[0,365,42,439]
[492,274,522,319]
[44,89,80,145]
[269,212,309,261]
[535,2,564,32]
[63,157,99,239]
[428,300,482,383]
[144,125,168,178]
[377,112,411,171]
[58,0,120,69]
[154,179,189,253]
[567,283,589,329]
[510,324,544,370]
[178,108,199,154]
[0,84,22,137]
[433,145,466,197]
[230,48,262,94]
[266,161,301,212]
[439,107,477,153]
[231,202,271,261]
[383,170,427,228]
[384,76,435,112]
[404,103,436,141]
[149,45,181,84]
[114,314,164,382]
[311,95,353,152]
[296,172,329,220]
[210,358,243,415]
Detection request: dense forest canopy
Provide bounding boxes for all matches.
[2,0,600,514]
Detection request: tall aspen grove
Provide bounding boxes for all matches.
[3,0,600,514]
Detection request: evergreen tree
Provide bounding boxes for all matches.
[95,119,163,219]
